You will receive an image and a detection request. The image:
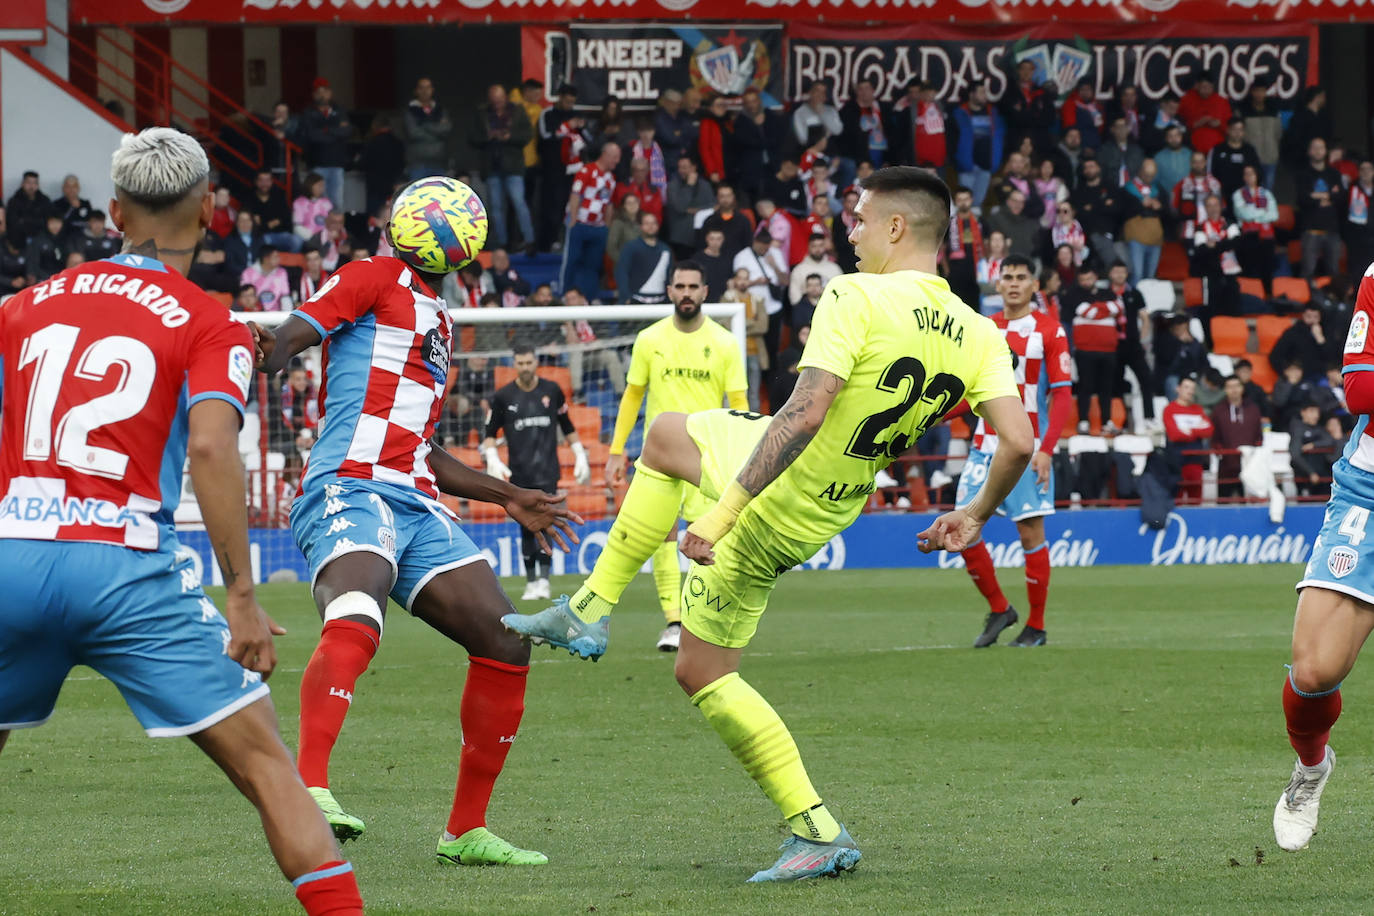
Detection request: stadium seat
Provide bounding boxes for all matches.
[1255,315,1292,354]
[464,498,507,522]
[277,251,305,269]
[1287,239,1302,268]
[949,415,972,440]
[207,290,233,308]
[1112,434,1154,476]
[1136,279,1176,314]
[1067,435,1108,456]
[1209,316,1249,356]
[1265,430,1293,479]
[1238,277,1266,299]
[944,437,968,478]
[562,488,610,521]
[1243,352,1278,390]
[1271,277,1310,304]
[238,410,261,454]
[1276,205,1296,233]
[1182,277,1204,308]
[1156,243,1188,282]
[568,404,601,441]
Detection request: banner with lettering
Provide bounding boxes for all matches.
[68,0,1374,25]
[178,506,1321,584]
[786,22,1318,105]
[551,24,785,110]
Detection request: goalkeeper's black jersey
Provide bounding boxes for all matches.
[485,377,574,487]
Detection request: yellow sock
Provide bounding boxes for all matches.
[651,540,682,624]
[691,672,840,842]
[574,462,684,624]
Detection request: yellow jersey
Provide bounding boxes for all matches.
[626,316,748,427]
[751,270,1017,543]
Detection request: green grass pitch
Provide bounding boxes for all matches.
[2,564,1370,914]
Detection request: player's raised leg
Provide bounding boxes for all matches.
[296,551,395,843]
[192,698,363,914]
[1273,585,1372,850]
[674,517,859,883]
[410,560,546,866]
[1009,516,1050,647]
[503,412,701,657]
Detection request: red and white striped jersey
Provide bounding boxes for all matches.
[294,257,452,499]
[0,254,254,550]
[973,309,1072,452]
[570,162,616,227]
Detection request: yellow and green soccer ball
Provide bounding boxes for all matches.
[387,176,488,275]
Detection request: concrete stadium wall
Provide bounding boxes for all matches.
[2,48,123,207]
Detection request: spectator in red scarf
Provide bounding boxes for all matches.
[1233,164,1278,285]
[1178,73,1231,155]
[1061,79,1104,152]
[945,186,983,308]
[1345,158,1374,290]
[1172,150,1222,226]
[896,80,947,169]
[613,156,665,224]
[839,78,889,168]
[1069,263,1124,433]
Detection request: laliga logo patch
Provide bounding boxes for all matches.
[1345,311,1368,355]
[1329,545,1358,579]
[422,328,449,384]
[228,345,253,400]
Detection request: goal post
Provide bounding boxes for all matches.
[176,301,747,584]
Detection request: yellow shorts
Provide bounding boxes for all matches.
[680,409,824,649]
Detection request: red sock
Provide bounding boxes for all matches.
[293,860,363,916]
[1024,544,1050,630]
[962,541,1009,613]
[446,656,528,838]
[297,620,379,788]
[1283,674,1341,767]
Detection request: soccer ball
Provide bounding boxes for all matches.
[387,176,488,275]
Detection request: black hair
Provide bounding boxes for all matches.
[259,244,278,259]
[858,166,953,247]
[1227,116,1245,128]
[1001,254,1036,274]
[1077,263,1098,276]
[88,209,105,221]
[671,259,707,284]
[522,78,542,90]
[513,343,536,358]
[23,170,37,180]
[1234,358,1253,370]
[236,283,256,297]
[806,272,824,283]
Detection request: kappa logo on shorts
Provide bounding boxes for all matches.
[324,483,345,498]
[1329,546,1359,579]
[326,517,356,536]
[331,537,358,555]
[322,497,348,519]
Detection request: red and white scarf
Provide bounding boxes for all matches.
[1349,183,1371,227]
[948,213,984,262]
[1239,186,1275,237]
[1051,220,1087,264]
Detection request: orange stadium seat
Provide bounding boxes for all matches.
[1255,315,1293,354]
[1237,277,1266,300]
[1209,316,1249,357]
[207,290,233,308]
[277,251,305,269]
[1244,353,1278,390]
[568,404,602,440]
[493,366,574,402]
[1271,277,1310,304]
[1182,277,1204,308]
[1276,205,1296,234]
[1287,239,1302,267]
[1156,243,1189,282]
[464,499,507,522]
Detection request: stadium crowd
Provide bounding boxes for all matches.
[5,65,1372,508]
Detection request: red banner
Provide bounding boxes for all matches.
[67,0,1374,25]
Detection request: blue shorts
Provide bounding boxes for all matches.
[0,539,269,736]
[955,448,1055,522]
[1298,484,1374,604]
[291,477,487,612]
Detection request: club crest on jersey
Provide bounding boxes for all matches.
[422,327,449,384]
[1329,546,1358,579]
[1345,311,1368,355]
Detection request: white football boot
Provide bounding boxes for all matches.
[1274,746,1334,851]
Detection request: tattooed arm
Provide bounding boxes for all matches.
[186,398,286,678]
[681,367,845,564]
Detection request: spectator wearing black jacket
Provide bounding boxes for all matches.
[1208,118,1263,202]
[1281,86,1333,173]
[693,227,735,303]
[832,187,859,273]
[1270,304,1338,382]
[0,208,26,292]
[1295,137,1345,279]
[654,89,695,174]
[1070,158,1127,268]
[54,175,92,239]
[764,158,808,220]
[1157,313,1209,399]
[358,114,406,218]
[1107,262,1157,427]
[731,88,787,208]
[1232,359,1272,420]
[223,209,264,278]
[24,211,66,285]
[244,169,299,253]
[696,184,754,263]
[1289,402,1335,496]
[1096,117,1144,188]
[999,60,1057,157]
[403,77,452,180]
[1346,158,1374,291]
[77,210,119,263]
[300,78,352,210]
[6,171,50,250]
[838,79,890,169]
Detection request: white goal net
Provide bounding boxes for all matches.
[173,302,746,585]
